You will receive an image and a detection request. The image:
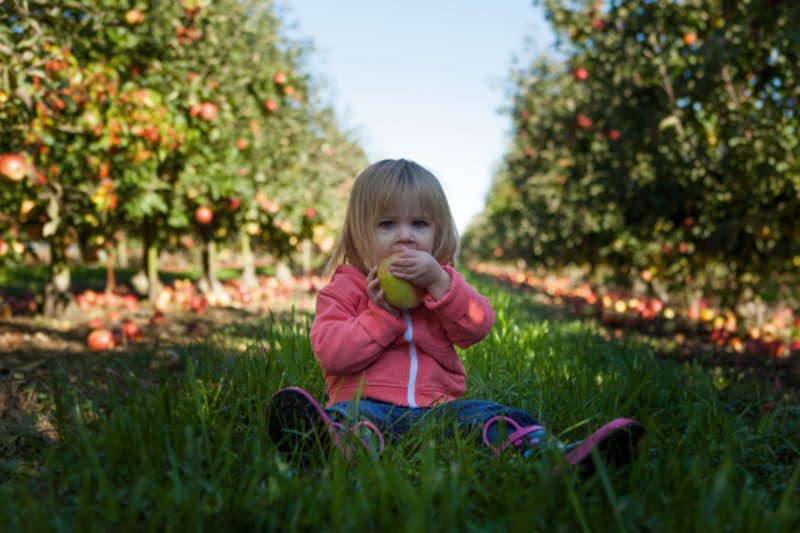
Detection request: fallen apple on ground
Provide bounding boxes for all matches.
[377,254,425,310]
[87,328,115,351]
[122,321,142,341]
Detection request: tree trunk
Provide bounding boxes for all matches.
[147,240,160,303]
[142,219,161,303]
[40,182,72,318]
[301,238,312,276]
[42,236,72,318]
[116,231,128,269]
[105,243,116,294]
[239,229,258,290]
[198,231,223,294]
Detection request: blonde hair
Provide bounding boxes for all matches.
[325,158,459,275]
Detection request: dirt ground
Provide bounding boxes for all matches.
[0,304,269,363]
[0,301,288,451]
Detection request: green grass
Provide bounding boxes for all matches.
[1,273,799,531]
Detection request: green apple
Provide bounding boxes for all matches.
[377,254,424,310]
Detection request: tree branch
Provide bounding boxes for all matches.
[720,64,741,110]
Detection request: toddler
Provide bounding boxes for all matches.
[266,158,644,473]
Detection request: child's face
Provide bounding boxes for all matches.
[373,205,436,264]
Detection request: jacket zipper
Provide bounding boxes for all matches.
[402,310,419,408]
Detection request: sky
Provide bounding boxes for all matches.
[280,1,556,233]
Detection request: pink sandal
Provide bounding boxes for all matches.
[557,418,646,476]
[482,414,646,477]
[266,387,384,462]
[481,415,552,456]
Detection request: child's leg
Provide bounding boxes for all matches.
[326,398,399,431]
[325,398,407,451]
[428,399,561,456]
[430,400,646,472]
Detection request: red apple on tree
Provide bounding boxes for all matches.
[199,102,217,121]
[226,197,242,211]
[574,67,589,81]
[236,138,248,150]
[195,206,213,225]
[273,72,287,85]
[576,114,593,129]
[264,99,278,113]
[0,153,27,182]
[125,9,145,25]
[683,32,698,46]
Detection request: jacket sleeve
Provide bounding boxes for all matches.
[422,266,495,349]
[310,276,407,375]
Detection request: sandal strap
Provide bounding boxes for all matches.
[482,415,546,456]
[329,419,386,459]
[328,421,349,456]
[354,420,386,454]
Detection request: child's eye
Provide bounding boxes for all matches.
[378,220,395,229]
[413,220,429,228]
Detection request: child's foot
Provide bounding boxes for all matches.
[265,387,385,463]
[483,415,645,477]
[559,418,646,477]
[266,387,335,462]
[482,416,567,457]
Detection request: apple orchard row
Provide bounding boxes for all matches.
[0,1,368,317]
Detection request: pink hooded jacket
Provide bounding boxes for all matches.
[310,264,496,407]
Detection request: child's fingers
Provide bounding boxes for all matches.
[367,278,381,295]
[389,257,418,272]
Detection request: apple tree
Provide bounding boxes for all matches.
[467,0,800,309]
[0,0,367,317]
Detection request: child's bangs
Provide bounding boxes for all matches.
[374,172,439,217]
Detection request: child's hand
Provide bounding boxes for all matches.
[385,250,451,301]
[366,265,401,317]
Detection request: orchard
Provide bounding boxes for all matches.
[0,0,366,324]
[464,0,800,355]
[1,3,800,530]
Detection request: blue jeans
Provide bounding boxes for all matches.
[326,398,543,447]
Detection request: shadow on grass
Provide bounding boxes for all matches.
[0,264,282,296]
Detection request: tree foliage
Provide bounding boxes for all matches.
[0,1,366,314]
[465,0,800,303]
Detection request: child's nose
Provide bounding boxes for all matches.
[396,224,413,241]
